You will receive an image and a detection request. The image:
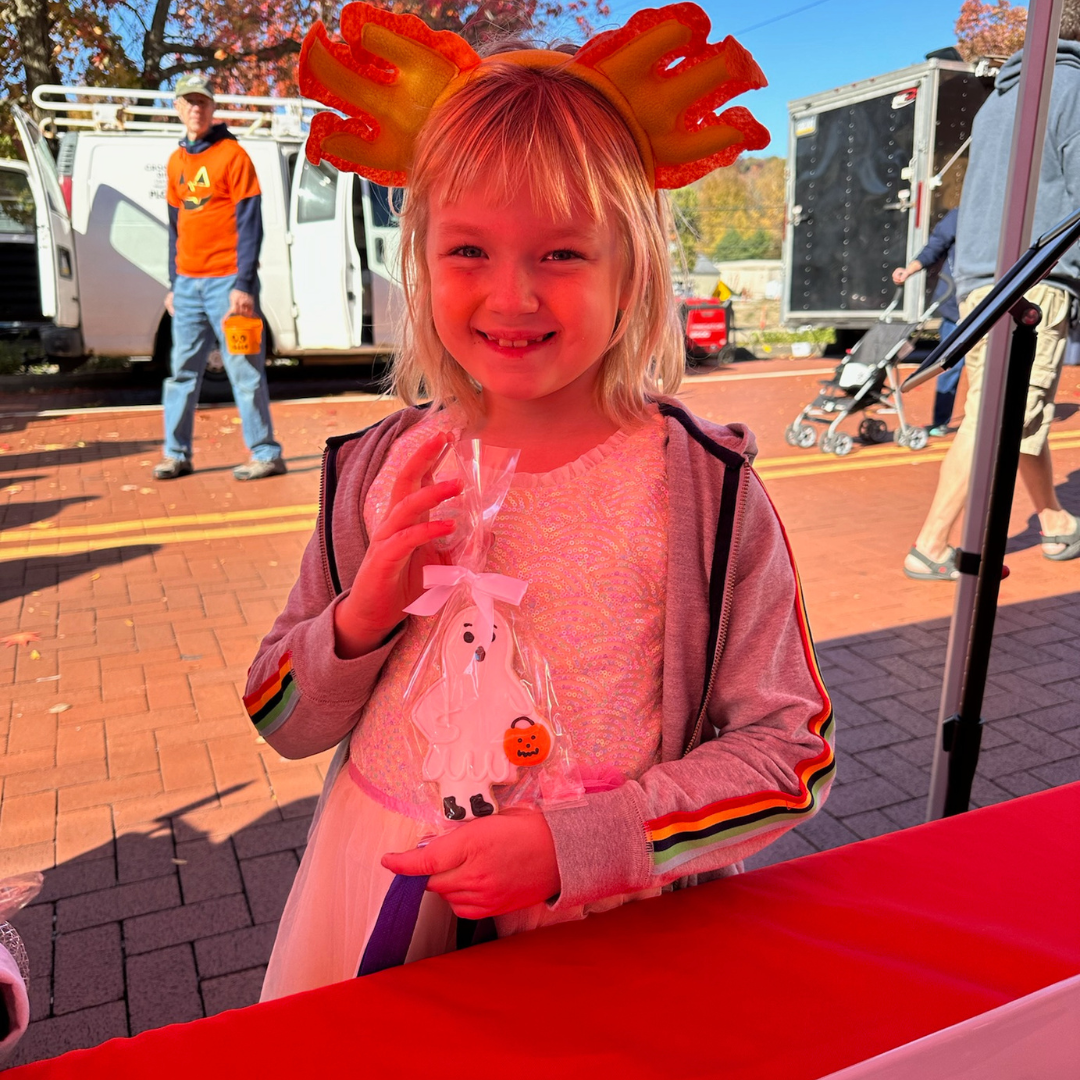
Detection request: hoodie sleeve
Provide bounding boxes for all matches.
[544,467,834,909]
[227,147,262,294]
[914,208,957,270]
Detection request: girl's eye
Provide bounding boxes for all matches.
[547,249,583,262]
[450,245,484,258]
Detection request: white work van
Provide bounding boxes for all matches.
[1,86,403,372]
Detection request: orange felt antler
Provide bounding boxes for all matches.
[299,4,481,185]
[298,2,769,189]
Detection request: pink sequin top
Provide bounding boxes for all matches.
[349,409,669,818]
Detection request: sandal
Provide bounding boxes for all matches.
[903,545,959,581]
[1041,516,1080,561]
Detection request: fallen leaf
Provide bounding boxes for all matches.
[29,649,41,660]
[124,619,134,627]
[218,427,234,434]
[231,417,242,425]
[2,485,22,494]
[90,573,100,581]
[269,561,278,567]
[30,520,56,530]
[48,703,72,714]
[105,432,119,438]
[35,674,60,682]
[138,488,154,495]
[121,484,138,492]
[171,858,188,865]
[75,441,86,448]
[2,632,41,648]
[139,460,152,467]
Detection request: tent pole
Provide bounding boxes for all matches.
[926,0,1063,821]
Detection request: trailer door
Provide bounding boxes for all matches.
[288,154,360,349]
[787,86,917,322]
[12,105,80,328]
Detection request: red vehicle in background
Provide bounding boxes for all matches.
[681,297,737,368]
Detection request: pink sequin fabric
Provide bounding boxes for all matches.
[348,410,669,815]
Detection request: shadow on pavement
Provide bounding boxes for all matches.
[0,545,163,605]
[0,441,162,474]
[0,497,100,532]
[1008,466,1079,554]
[7,787,316,1068]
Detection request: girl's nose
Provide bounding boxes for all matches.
[486,262,539,314]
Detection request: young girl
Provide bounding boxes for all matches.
[247,1,834,1000]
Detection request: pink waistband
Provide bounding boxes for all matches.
[346,760,442,825]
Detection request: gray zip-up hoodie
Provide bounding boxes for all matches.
[954,41,1080,300]
[244,402,834,911]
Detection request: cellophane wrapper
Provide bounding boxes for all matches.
[403,439,584,835]
[0,873,42,986]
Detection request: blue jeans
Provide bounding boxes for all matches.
[932,318,965,430]
[163,274,282,463]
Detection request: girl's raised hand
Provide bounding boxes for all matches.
[333,431,462,658]
[381,810,560,920]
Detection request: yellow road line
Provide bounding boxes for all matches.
[0,503,318,544]
[758,431,1080,480]
[0,518,316,562]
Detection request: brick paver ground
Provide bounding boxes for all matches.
[2,359,1078,1067]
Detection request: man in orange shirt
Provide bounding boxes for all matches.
[156,73,285,481]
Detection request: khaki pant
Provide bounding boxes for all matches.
[957,282,1070,455]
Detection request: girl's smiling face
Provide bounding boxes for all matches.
[426,180,631,422]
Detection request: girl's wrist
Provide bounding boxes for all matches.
[333,598,401,659]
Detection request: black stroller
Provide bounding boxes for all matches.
[784,278,955,456]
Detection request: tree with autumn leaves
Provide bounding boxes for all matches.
[0,0,606,144]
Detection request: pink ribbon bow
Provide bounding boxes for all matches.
[404,565,527,660]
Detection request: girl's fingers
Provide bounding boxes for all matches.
[374,478,462,541]
[390,432,453,503]
[369,519,455,566]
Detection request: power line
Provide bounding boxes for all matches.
[735,0,837,36]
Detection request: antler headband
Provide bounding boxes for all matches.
[299,2,769,189]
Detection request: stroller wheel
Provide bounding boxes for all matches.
[858,418,888,444]
[906,426,929,451]
[820,433,837,454]
[833,433,854,456]
[785,423,817,448]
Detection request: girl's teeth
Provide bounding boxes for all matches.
[497,338,531,347]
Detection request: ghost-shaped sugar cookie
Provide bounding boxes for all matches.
[411,605,552,821]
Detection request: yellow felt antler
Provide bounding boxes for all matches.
[298,2,769,189]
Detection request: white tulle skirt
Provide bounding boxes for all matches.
[260,764,661,1001]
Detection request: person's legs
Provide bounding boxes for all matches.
[931,318,964,431]
[202,275,283,464]
[904,288,990,578]
[1015,284,1076,557]
[906,423,975,572]
[161,275,211,464]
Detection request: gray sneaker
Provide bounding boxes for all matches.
[233,457,287,481]
[153,457,193,480]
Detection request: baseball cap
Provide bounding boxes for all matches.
[174,73,215,102]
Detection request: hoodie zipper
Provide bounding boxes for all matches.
[682,463,750,756]
[316,444,338,600]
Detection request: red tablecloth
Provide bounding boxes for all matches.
[12,783,1080,1079]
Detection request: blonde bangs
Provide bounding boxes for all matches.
[393,62,683,424]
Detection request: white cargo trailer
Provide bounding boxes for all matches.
[782,57,996,339]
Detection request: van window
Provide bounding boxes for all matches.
[0,170,36,234]
[296,158,337,224]
[369,183,403,228]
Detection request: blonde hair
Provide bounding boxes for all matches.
[392,60,684,425]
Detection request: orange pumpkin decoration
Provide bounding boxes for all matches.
[503,717,552,767]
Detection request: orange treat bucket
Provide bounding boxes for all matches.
[222,315,263,356]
